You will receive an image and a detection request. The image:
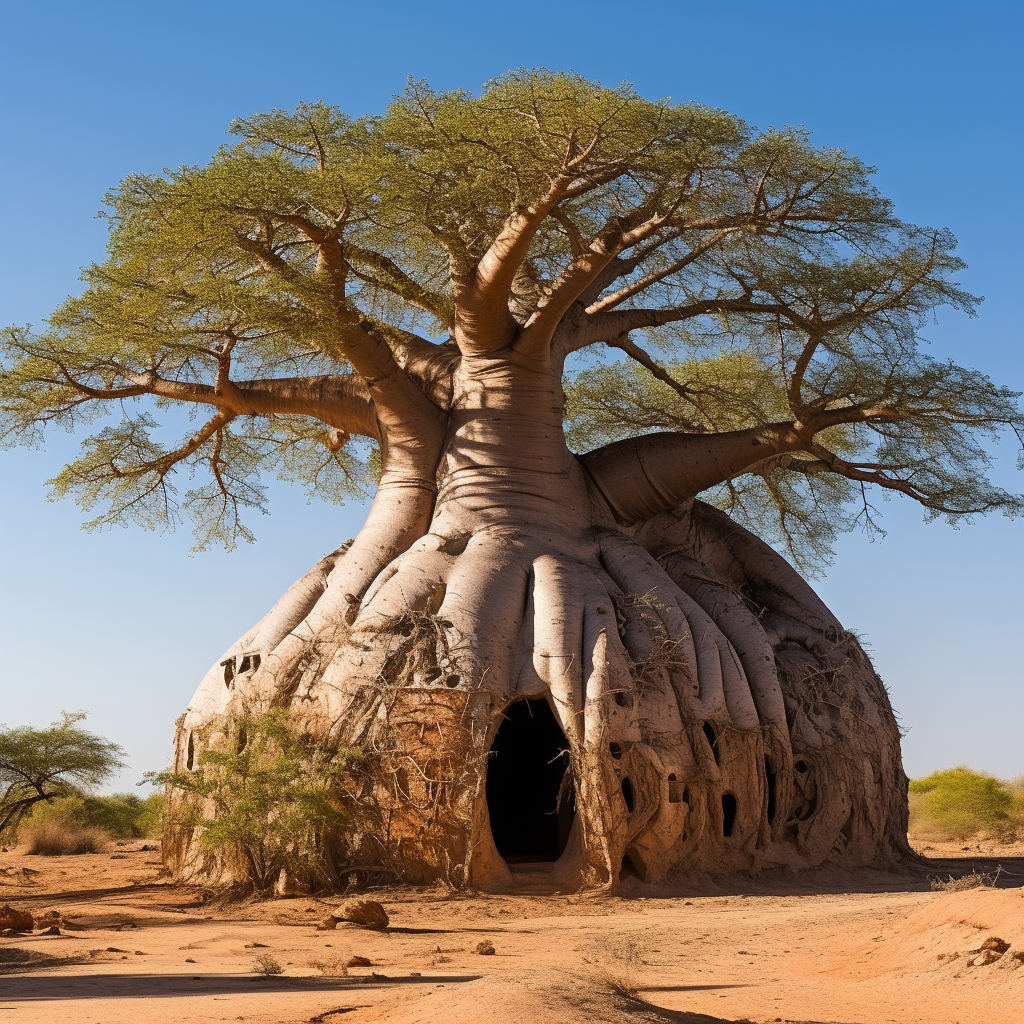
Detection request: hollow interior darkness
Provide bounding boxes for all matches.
[486,698,575,863]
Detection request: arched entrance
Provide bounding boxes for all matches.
[486,698,575,863]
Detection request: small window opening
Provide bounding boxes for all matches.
[682,785,691,805]
[764,756,777,823]
[613,690,628,707]
[186,732,195,771]
[795,759,809,773]
[702,722,720,765]
[234,652,262,676]
[668,773,683,803]
[621,777,635,813]
[444,674,460,688]
[221,658,235,687]
[609,742,622,760]
[722,793,737,837]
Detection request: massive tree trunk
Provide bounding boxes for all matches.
[167,351,910,891]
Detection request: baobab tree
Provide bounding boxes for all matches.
[3,72,1021,890]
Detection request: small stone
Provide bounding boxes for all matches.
[38,925,60,936]
[244,942,269,949]
[974,948,1002,966]
[316,918,338,931]
[347,955,372,967]
[981,937,1010,954]
[33,911,63,930]
[475,940,496,955]
[334,900,389,930]
[185,957,196,963]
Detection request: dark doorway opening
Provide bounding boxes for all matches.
[486,698,575,863]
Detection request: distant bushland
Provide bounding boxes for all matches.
[15,790,163,855]
[908,767,1024,841]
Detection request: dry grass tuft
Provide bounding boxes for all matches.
[307,957,350,977]
[22,820,109,856]
[603,972,641,1001]
[929,868,1000,892]
[250,952,284,976]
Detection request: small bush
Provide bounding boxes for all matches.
[909,766,1024,841]
[22,819,109,855]
[153,710,360,892]
[251,953,284,977]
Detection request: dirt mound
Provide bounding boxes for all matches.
[836,886,1024,985]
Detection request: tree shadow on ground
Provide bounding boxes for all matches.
[0,971,483,1001]
[620,991,850,1024]
[617,855,1024,900]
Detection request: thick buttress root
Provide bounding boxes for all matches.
[169,500,910,889]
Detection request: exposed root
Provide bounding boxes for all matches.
[169,500,912,888]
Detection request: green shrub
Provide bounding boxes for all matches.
[83,793,163,838]
[908,766,1024,841]
[151,710,360,892]
[20,791,162,840]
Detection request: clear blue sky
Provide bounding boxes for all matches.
[1,0,1021,789]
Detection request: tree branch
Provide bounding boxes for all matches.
[580,423,809,524]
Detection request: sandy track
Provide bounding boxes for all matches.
[1,841,1022,1023]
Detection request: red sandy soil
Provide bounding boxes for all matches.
[1,839,1022,1024]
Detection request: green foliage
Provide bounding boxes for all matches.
[1,70,1020,560]
[151,710,360,891]
[908,766,1024,841]
[22,791,162,839]
[0,712,126,838]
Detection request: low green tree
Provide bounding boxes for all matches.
[150,710,360,891]
[0,712,126,837]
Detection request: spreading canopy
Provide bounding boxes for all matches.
[0,712,126,836]
[2,70,1021,567]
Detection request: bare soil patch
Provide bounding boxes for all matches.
[0,840,1021,1023]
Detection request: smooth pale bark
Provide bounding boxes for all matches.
[580,425,810,525]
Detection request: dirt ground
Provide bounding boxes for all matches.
[1,839,1022,1024]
